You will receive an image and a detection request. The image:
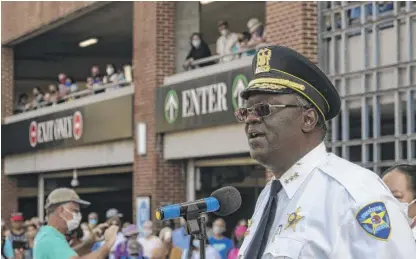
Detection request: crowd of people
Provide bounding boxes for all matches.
[183,17,266,71]
[1,207,250,259]
[14,64,130,114]
[1,164,415,259]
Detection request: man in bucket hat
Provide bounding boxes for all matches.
[33,187,119,259]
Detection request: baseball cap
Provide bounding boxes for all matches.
[45,188,90,209]
[11,212,24,222]
[122,224,139,237]
[106,208,123,219]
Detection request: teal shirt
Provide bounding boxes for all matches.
[33,226,77,259]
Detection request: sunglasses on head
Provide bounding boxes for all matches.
[234,103,310,122]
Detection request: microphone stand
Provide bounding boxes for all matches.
[184,204,207,259]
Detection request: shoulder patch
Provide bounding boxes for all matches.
[355,201,391,241]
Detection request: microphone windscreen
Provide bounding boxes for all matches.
[210,186,242,216]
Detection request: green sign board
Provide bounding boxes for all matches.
[155,66,251,133]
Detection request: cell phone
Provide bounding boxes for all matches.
[12,240,26,250]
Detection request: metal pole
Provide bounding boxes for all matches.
[186,159,195,202]
[38,174,45,221]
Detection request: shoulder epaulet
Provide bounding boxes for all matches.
[318,153,386,204]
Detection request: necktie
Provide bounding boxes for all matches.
[245,180,282,259]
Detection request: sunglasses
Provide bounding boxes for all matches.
[234,103,307,122]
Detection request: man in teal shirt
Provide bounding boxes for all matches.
[34,188,119,259]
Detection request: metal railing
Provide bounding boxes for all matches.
[188,43,269,68]
[15,80,131,114]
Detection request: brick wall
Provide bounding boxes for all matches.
[1,1,94,44]
[265,1,318,63]
[132,1,185,226]
[1,47,18,221]
[1,47,14,119]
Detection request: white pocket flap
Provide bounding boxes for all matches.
[264,236,304,258]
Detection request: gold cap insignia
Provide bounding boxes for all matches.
[255,48,272,74]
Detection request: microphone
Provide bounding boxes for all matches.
[155,186,242,221]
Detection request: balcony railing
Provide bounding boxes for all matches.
[15,81,131,115]
[187,44,269,68]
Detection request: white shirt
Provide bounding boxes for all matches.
[216,32,239,63]
[239,142,416,259]
[182,245,221,259]
[138,235,163,258]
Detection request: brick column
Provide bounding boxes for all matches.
[265,1,318,63]
[132,2,185,226]
[1,47,18,220]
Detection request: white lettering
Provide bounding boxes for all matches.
[217,82,228,112]
[181,83,228,118]
[190,90,200,116]
[198,87,209,114]
[208,84,216,113]
[35,115,75,144]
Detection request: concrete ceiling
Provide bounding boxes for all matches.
[14,1,133,62]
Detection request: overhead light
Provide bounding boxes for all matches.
[79,38,98,48]
[200,0,214,4]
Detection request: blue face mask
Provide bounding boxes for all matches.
[65,81,71,86]
[192,240,200,248]
[89,219,97,225]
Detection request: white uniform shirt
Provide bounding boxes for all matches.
[239,143,416,259]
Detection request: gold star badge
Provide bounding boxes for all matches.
[284,207,304,231]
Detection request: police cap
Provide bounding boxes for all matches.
[241,45,340,120]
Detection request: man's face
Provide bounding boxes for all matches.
[59,202,80,223]
[11,220,23,230]
[108,217,121,227]
[218,24,227,33]
[244,93,303,167]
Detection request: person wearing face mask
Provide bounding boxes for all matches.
[137,221,162,259]
[181,235,220,259]
[207,219,233,259]
[47,84,60,105]
[65,77,79,94]
[88,213,99,231]
[92,209,126,259]
[172,218,190,252]
[216,20,239,63]
[227,225,247,259]
[103,64,120,91]
[183,33,214,71]
[33,187,119,259]
[382,164,416,239]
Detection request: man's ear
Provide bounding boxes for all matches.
[301,108,319,133]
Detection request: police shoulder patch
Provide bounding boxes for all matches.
[355,201,391,241]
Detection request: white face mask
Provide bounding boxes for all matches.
[192,40,201,48]
[213,226,224,235]
[192,239,200,248]
[220,29,228,36]
[107,68,114,75]
[62,208,82,232]
[143,229,152,237]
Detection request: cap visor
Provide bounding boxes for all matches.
[75,199,91,207]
